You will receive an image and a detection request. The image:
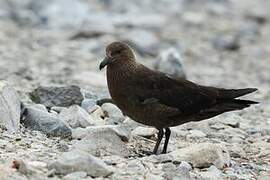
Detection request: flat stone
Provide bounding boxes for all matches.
[49,149,113,177]
[72,126,129,157]
[131,127,157,138]
[169,143,230,169]
[72,125,130,142]
[30,85,84,108]
[0,81,21,132]
[22,105,72,137]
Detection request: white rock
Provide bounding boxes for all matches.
[101,103,125,125]
[58,105,93,128]
[90,105,106,126]
[30,104,48,112]
[72,126,129,157]
[169,143,230,169]
[0,81,21,132]
[131,127,157,138]
[49,149,113,177]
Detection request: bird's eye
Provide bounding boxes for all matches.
[112,50,121,55]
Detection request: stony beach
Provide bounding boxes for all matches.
[0,0,269,179]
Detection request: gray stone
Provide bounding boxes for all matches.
[162,162,189,180]
[58,105,93,128]
[72,125,131,142]
[22,105,72,137]
[101,103,125,125]
[131,127,157,138]
[30,85,84,108]
[81,99,96,112]
[49,149,113,177]
[178,161,192,177]
[155,48,186,79]
[0,81,21,132]
[72,126,129,157]
[169,143,230,169]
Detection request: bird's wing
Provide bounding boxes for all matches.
[127,65,219,115]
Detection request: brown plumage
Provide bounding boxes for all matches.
[99,41,258,154]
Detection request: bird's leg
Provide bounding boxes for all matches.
[153,128,164,154]
[162,128,171,154]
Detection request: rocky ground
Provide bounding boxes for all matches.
[0,0,270,179]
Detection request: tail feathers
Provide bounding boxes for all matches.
[232,99,259,105]
[216,99,258,112]
[219,88,257,99]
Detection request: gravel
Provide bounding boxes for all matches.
[0,0,269,179]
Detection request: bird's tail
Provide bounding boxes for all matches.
[219,88,258,99]
[216,88,258,111]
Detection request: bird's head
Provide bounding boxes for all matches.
[99,41,135,70]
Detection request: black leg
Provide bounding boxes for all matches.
[162,128,171,154]
[153,128,164,154]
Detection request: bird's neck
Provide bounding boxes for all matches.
[106,60,136,100]
[107,60,136,78]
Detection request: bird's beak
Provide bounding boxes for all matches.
[99,56,111,70]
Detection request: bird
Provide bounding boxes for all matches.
[99,41,258,154]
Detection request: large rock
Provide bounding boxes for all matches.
[30,85,84,108]
[49,149,113,177]
[22,105,72,137]
[72,125,130,142]
[169,143,230,169]
[155,48,186,79]
[72,126,129,157]
[101,103,125,125]
[58,105,93,128]
[0,81,21,132]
